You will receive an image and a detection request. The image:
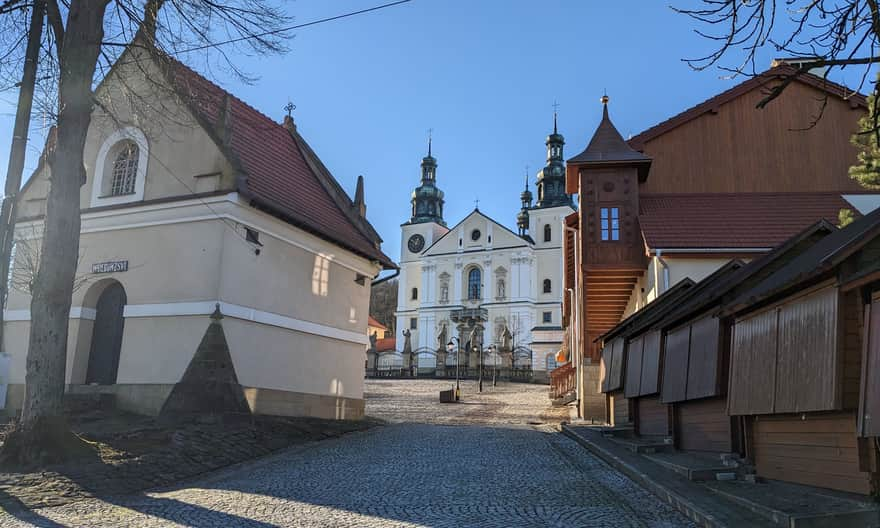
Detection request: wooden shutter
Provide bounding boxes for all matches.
[729,308,778,415]
[774,286,839,413]
[607,337,626,392]
[600,342,613,393]
[661,326,690,403]
[686,316,722,400]
[639,330,662,396]
[624,336,645,398]
[859,293,880,436]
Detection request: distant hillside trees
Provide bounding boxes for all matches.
[370,279,397,335]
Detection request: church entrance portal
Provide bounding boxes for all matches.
[85,282,127,385]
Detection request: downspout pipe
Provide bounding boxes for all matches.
[371,267,400,287]
[565,224,582,416]
[655,249,670,293]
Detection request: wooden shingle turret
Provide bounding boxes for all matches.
[567,96,652,182]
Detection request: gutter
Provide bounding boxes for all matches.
[648,247,771,254]
[371,267,400,287]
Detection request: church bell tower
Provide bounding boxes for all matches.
[409,136,445,226]
[534,111,574,209]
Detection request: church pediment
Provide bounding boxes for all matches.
[422,210,529,256]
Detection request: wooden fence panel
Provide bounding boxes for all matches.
[729,308,778,415]
[624,336,645,398]
[686,316,722,400]
[775,287,839,413]
[661,326,690,403]
[640,330,663,396]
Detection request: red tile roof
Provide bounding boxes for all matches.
[165,58,394,268]
[376,337,396,353]
[628,65,867,151]
[639,192,856,250]
[368,316,387,331]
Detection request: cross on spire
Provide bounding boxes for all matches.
[552,100,559,134]
[284,101,296,118]
[427,128,433,156]
[474,198,480,210]
[525,165,530,190]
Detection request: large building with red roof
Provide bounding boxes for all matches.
[3,42,393,420]
[561,63,880,420]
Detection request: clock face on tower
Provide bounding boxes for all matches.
[408,234,425,253]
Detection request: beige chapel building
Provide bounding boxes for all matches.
[4,42,394,420]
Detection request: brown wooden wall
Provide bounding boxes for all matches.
[637,82,864,194]
[676,397,732,453]
[638,395,670,437]
[751,412,872,494]
[729,286,840,415]
[579,167,645,270]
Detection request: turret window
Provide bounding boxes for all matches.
[543,279,552,293]
[411,287,418,300]
[600,207,620,241]
[543,224,552,242]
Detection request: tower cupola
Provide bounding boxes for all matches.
[409,135,446,225]
[517,171,533,237]
[534,110,574,209]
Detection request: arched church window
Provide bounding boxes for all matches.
[467,268,481,300]
[110,141,139,196]
[543,224,552,242]
[543,279,552,293]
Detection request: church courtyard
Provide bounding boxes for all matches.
[0,380,694,527]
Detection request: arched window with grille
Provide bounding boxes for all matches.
[467,267,481,300]
[543,278,551,293]
[544,224,552,242]
[110,141,139,196]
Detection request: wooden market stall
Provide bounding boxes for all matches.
[722,207,880,494]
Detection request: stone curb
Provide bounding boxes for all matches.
[560,423,724,528]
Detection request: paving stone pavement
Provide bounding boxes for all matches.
[0,381,696,527]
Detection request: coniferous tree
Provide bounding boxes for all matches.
[849,74,880,190]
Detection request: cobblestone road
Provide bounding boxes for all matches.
[0,381,695,527]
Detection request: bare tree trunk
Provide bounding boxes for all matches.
[1,0,109,467]
[0,0,46,351]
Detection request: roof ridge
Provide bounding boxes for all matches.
[628,65,867,149]
[164,54,285,134]
[641,191,847,198]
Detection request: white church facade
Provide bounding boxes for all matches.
[393,119,575,379]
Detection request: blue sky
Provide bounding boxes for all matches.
[0,0,873,262]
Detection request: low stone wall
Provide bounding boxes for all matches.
[4,383,365,421]
[243,387,365,420]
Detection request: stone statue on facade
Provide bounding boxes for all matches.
[500,326,513,352]
[402,328,413,374]
[367,331,379,372]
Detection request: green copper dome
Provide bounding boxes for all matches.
[534,113,574,209]
[409,138,446,225]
